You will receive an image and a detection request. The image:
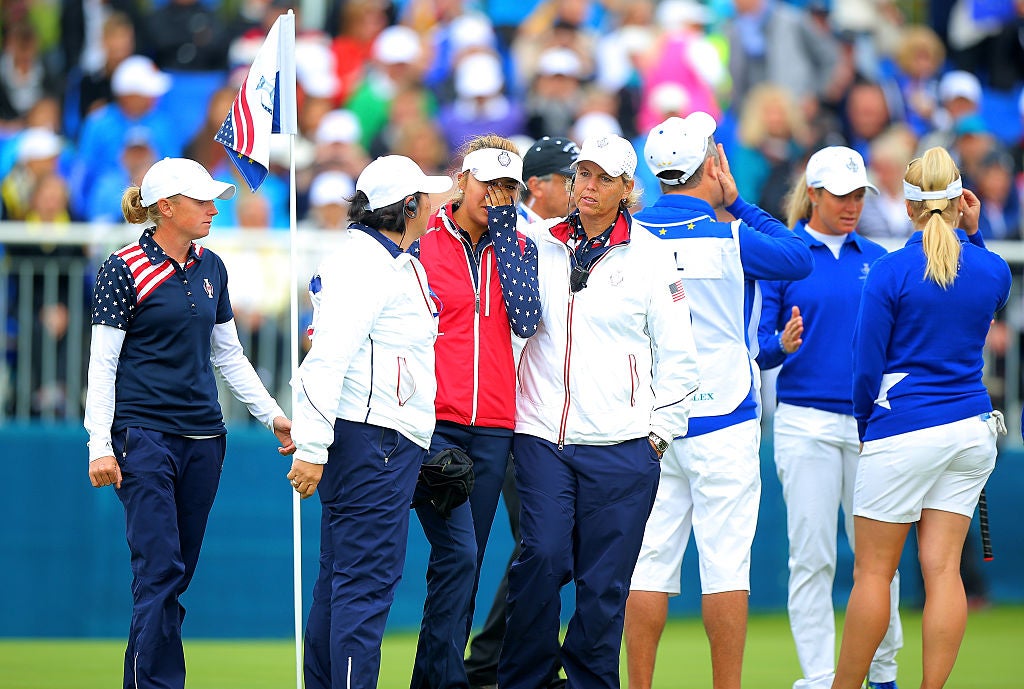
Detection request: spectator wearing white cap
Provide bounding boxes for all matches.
[636,0,723,135]
[70,54,182,219]
[438,51,526,152]
[346,25,433,151]
[918,70,984,155]
[288,155,452,689]
[524,47,587,140]
[0,127,64,220]
[499,132,701,689]
[305,170,356,230]
[85,157,294,689]
[755,146,902,689]
[625,113,812,689]
[313,109,370,181]
[419,11,500,102]
[408,134,540,689]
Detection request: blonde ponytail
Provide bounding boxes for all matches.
[905,148,961,288]
[785,173,813,229]
[121,186,163,225]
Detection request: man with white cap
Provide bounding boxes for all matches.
[625,112,812,689]
[286,155,454,689]
[85,157,295,689]
[754,146,902,689]
[70,55,180,218]
[498,132,701,689]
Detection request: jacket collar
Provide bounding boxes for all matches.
[547,209,633,247]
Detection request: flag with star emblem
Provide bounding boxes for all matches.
[215,14,297,191]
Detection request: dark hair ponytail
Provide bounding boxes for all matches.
[348,190,422,234]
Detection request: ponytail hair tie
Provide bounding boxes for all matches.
[929,208,943,215]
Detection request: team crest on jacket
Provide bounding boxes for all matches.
[860,263,871,280]
[204,278,214,298]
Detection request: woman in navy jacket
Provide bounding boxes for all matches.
[832,147,1011,689]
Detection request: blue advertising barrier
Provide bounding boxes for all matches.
[2,423,1021,638]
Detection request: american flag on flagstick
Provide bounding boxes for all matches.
[215,13,297,192]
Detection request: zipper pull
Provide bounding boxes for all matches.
[475,293,480,313]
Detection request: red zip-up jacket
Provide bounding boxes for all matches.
[413,202,540,429]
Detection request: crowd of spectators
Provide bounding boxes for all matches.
[1,0,1024,418]
[0,0,1022,232]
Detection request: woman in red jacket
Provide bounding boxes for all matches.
[409,134,540,689]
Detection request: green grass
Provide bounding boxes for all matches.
[2,607,1021,688]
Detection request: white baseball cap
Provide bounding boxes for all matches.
[572,133,637,180]
[316,110,361,145]
[938,70,982,105]
[462,147,525,184]
[372,25,422,65]
[309,171,356,207]
[112,55,172,98]
[455,52,504,99]
[805,146,879,196]
[644,112,717,182]
[536,48,583,78]
[140,158,236,207]
[18,127,62,162]
[357,155,453,210]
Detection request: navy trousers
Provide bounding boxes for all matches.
[304,420,424,689]
[498,435,661,689]
[113,427,226,689]
[411,421,512,689]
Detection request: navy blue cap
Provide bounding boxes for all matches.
[522,136,580,181]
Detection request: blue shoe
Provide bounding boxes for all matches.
[867,682,898,689]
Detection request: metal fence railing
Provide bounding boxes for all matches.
[2,221,1023,444]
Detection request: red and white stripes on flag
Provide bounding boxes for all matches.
[215,13,297,192]
[669,279,687,302]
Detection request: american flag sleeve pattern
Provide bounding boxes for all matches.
[488,204,541,338]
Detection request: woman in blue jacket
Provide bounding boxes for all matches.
[831,147,1011,689]
[757,146,902,689]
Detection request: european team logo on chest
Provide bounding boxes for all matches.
[204,278,214,298]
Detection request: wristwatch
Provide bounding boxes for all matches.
[648,432,670,455]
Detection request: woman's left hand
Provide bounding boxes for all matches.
[273,415,296,456]
[959,188,981,235]
[485,183,516,209]
[287,458,323,499]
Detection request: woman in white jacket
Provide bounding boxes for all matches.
[287,156,452,689]
[498,134,701,689]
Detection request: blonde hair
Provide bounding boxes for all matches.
[894,25,945,75]
[736,84,809,148]
[121,186,163,225]
[784,172,813,229]
[906,147,962,288]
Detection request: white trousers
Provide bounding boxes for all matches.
[774,403,903,688]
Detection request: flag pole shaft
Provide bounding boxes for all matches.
[283,13,303,689]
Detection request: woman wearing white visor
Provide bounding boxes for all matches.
[832,147,1011,689]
